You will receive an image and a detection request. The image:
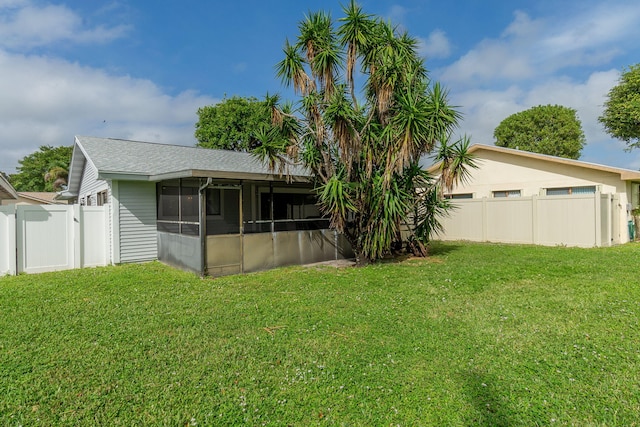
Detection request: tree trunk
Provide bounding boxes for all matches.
[354,251,371,267]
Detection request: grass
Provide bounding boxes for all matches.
[1,242,639,426]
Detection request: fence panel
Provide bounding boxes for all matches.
[11,205,109,275]
[17,205,75,274]
[535,195,597,247]
[80,206,109,267]
[439,200,484,241]
[485,198,534,244]
[0,206,16,275]
[438,193,612,248]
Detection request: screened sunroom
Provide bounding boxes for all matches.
[156,178,352,276]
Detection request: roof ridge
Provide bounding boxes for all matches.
[74,135,256,157]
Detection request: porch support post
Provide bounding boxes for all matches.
[239,182,244,274]
[199,178,211,276]
[270,182,274,233]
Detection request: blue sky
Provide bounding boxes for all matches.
[1,0,639,174]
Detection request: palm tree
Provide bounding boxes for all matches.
[259,2,475,264]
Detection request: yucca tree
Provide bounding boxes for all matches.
[258,1,475,264]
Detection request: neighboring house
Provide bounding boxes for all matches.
[2,191,68,206]
[0,174,18,203]
[62,136,352,275]
[427,144,640,247]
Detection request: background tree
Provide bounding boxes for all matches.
[195,96,272,151]
[599,64,640,149]
[9,145,72,192]
[494,104,586,159]
[255,1,476,264]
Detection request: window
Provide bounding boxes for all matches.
[444,193,473,199]
[96,190,108,206]
[546,186,596,196]
[632,183,640,208]
[493,190,521,198]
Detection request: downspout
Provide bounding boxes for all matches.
[199,178,212,275]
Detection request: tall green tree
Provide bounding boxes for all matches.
[10,145,72,192]
[255,1,476,264]
[494,105,586,159]
[599,64,640,149]
[195,96,272,151]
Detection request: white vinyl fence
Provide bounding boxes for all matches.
[437,193,620,248]
[0,205,109,275]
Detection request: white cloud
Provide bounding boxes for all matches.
[0,50,217,173]
[448,69,640,168]
[387,5,407,24]
[418,30,451,59]
[440,3,640,87]
[0,0,27,8]
[435,1,640,169]
[0,2,129,49]
[542,3,640,56]
[0,1,216,174]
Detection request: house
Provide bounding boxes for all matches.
[62,136,352,275]
[2,191,68,206]
[0,174,18,202]
[427,144,640,247]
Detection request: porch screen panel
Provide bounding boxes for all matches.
[180,180,199,236]
[157,181,179,233]
[156,179,199,236]
[206,189,240,235]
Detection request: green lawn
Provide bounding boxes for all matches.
[1,242,639,426]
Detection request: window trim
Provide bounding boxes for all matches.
[545,185,596,196]
[493,189,521,198]
[444,193,473,199]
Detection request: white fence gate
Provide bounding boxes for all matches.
[0,205,109,275]
[437,193,620,248]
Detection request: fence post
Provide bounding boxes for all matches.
[104,205,111,265]
[0,206,17,276]
[10,207,16,275]
[73,205,82,268]
[594,191,601,247]
[532,195,538,245]
[481,197,488,241]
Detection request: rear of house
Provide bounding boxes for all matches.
[62,136,352,275]
[429,144,640,247]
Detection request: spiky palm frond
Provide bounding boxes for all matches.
[252,125,289,176]
[424,83,462,144]
[436,135,477,194]
[338,0,374,106]
[317,171,356,233]
[276,40,312,95]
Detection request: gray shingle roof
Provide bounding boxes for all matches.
[75,136,310,181]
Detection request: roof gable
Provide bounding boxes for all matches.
[0,174,18,200]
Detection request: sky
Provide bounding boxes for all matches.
[1,0,639,174]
